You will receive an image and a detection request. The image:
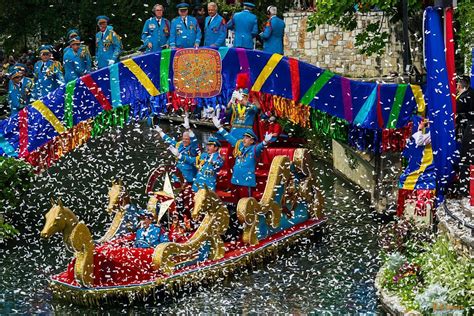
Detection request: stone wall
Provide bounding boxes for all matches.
[283,11,423,78]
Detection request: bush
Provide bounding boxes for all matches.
[0,157,33,210]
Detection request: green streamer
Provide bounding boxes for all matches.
[160,49,171,93]
[91,105,130,138]
[64,80,76,128]
[386,84,408,129]
[300,70,335,106]
[311,109,348,142]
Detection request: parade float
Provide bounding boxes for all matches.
[0,45,431,305]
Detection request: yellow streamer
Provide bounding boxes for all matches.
[251,54,284,92]
[31,100,67,134]
[402,145,433,190]
[411,84,426,116]
[122,59,160,96]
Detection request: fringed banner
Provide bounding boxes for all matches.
[311,109,348,142]
[64,80,76,128]
[251,54,284,92]
[300,70,334,106]
[31,100,67,134]
[82,74,113,111]
[386,84,408,129]
[91,105,130,138]
[381,123,413,152]
[122,59,160,97]
[160,49,171,93]
[109,63,122,108]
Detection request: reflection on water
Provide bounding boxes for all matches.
[0,122,383,314]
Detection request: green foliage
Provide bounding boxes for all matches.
[307,1,421,56]
[0,219,19,242]
[0,157,33,210]
[380,234,474,312]
[456,0,474,68]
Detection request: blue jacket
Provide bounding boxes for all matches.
[228,103,259,139]
[8,77,34,116]
[218,129,264,187]
[170,16,202,48]
[204,14,227,47]
[33,60,64,98]
[141,17,171,52]
[260,16,286,55]
[163,133,200,183]
[135,224,169,248]
[182,152,224,191]
[95,26,122,69]
[227,10,257,49]
[63,46,92,83]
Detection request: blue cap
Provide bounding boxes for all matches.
[207,136,221,147]
[138,210,154,219]
[176,3,190,9]
[243,2,256,8]
[38,44,53,54]
[9,68,23,79]
[67,28,80,39]
[96,15,110,23]
[243,129,257,140]
[13,63,26,72]
[241,88,249,96]
[68,36,81,45]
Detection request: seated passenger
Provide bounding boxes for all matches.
[155,113,200,184]
[213,112,273,199]
[134,211,169,248]
[258,112,282,142]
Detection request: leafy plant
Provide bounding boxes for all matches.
[415,284,449,312]
[0,219,19,242]
[0,157,34,210]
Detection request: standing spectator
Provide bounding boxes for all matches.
[204,2,227,47]
[259,6,286,55]
[456,75,474,195]
[193,3,207,46]
[170,3,202,49]
[95,15,122,69]
[141,4,170,52]
[63,37,91,83]
[227,2,258,49]
[8,67,34,116]
[33,45,64,98]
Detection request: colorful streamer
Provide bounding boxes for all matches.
[386,84,408,129]
[109,64,122,108]
[251,54,284,92]
[300,70,334,106]
[82,74,113,111]
[64,80,76,128]
[160,49,171,93]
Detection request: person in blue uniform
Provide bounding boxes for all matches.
[169,3,202,49]
[33,45,64,99]
[180,136,224,192]
[8,68,34,116]
[63,29,92,77]
[204,2,227,47]
[141,4,171,52]
[63,37,91,83]
[227,2,258,49]
[259,6,286,55]
[134,211,169,248]
[226,88,260,139]
[155,114,200,184]
[95,15,122,69]
[213,114,273,199]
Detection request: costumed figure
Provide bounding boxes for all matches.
[141,4,170,52]
[63,37,91,83]
[33,45,64,99]
[213,114,273,200]
[226,88,260,139]
[204,2,227,48]
[397,118,436,221]
[226,2,258,49]
[169,3,202,49]
[259,6,285,55]
[63,29,92,77]
[182,136,224,192]
[95,15,123,69]
[455,75,474,195]
[134,211,169,248]
[8,67,33,116]
[258,111,282,142]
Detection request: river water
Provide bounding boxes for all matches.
[0,122,383,314]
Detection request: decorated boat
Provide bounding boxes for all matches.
[40,140,326,305]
